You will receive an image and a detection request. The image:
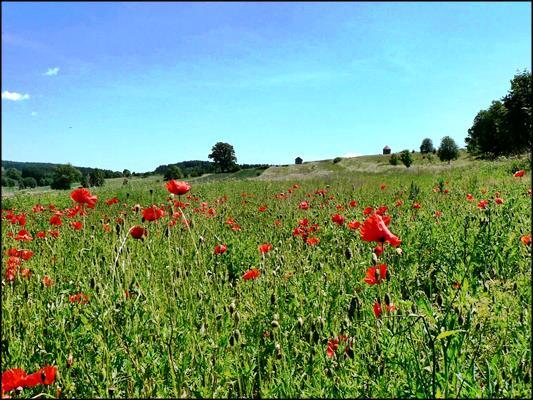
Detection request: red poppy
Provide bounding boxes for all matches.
[331,214,345,226]
[48,230,60,238]
[477,200,489,209]
[36,231,46,239]
[70,188,97,208]
[363,206,373,215]
[466,193,474,201]
[452,281,461,289]
[69,293,89,304]
[258,205,267,212]
[21,268,31,278]
[49,214,62,226]
[375,206,388,216]
[225,217,235,226]
[20,366,57,388]
[360,214,401,247]
[373,301,382,318]
[306,237,320,246]
[495,197,504,205]
[15,230,33,242]
[348,220,361,230]
[514,169,525,177]
[243,268,261,281]
[70,221,83,230]
[2,368,27,392]
[166,180,191,195]
[231,224,242,231]
[349,200,358,208]
[380,184,386,190]
[214,244,227,255]
[32,204,46,213]
[142,206,165,221]
[434,211,442,218]
[373,245,383,256]
[129,226,147,240]
[364,264,387,285]
[299,201,310,210]
[18,250,34,261]
[105,197,119,205]
[42,276,54,287]
[385,303,396,313]
[395,200,403,207]
[259,243,273,254]
[412,202,421,209]
[521,234,531,246]
[326,338,339,358]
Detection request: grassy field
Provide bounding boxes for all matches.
[1,155,531,398]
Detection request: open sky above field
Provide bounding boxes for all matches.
[1,2,531,172]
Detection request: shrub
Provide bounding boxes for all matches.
[389,154,399,165]
[400,150,413,168]
[333,157,342,164]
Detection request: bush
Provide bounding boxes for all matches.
[400,150,413,168]
[23,177,37,188]
[437,136,459,164]
[164,165,184,181]
[389,154,399,166]
[333,157,342,164]
[51,164,82,190]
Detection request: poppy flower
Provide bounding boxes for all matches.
[19,366,57,388]
[412,202,421,209]
[259,243,273,254]
[495,197,504,205]
[50,214,62,226]
[42,276,54,287]
[70,188,97,208]
[243,268,261,281]
[15,230,33,242]
[69,293,89,304]
[166,180,191,195]
[2,368,27,392]
[326,338,339,358]
[395,200,404,207]
[105,197,119,205]
[434,211,442,218]
[129,226,147,240]
[521,234,531,246]
[18,250,34,261]
[364,264,387,285]
[466,194,474,201]
[214,244,227,255]
[32,204,46,213]
[331,214,345,226]
[258,205,267,212]
[375,206,388,216]
[299,201,310,210]
[21,268,31,278]
[380,184,386,190]
[373,301,382,318]
[36,231,46,239]
[360,214,401,247]
[142,206,165,221]
[231,224,242,232]
[385,303,396,313]
[363,207,373,215]
[477,200,489,209]
[70,221,83,230]
[349,200,358,208]
[452,281,461,289]
[48,230,60,238]
[514,169,525,177]
[306,237,320,246]
[373,245,383,256]
[348,220,361,230]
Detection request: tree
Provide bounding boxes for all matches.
[399,150,413,168]
[502,69,532,154]
[164,165,183,181]
[89,169,106,187]
[23,177,37,188]
[208,142,238,173]
[51,164,82,190]
[419,138,434,154]
[437,136,459,164]
[5,168,22,181]
[123,169,131,177]
[389,153,399,165]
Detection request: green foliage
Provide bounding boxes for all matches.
[164,165,184,181]
[123,169,131,177]
[22,176,37,188]
[333,157,342,164]
[1,177,17,187]
[389,153,399,165]
[466,70,531,157]
[50,164,82,190]
[408,180,420,200]
[438,136,460,164]
[400,149,413,168]
[89,169,106,187]
[208,142,238,173]
[5,167,22,181]
[420,138,434,154]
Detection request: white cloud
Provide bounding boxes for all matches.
[44,67,59,76]
[342,152,362,158]
[31,111,38,117]
[2,91,30,101]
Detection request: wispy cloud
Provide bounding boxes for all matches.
[2,91,30,101]
[31,111,38,116]
[44,67,60,76]
[342,152,362,158]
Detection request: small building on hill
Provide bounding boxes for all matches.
[295,157,303,165]
[383,146,391,155]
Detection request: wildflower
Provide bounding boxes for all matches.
[331,214,345,226]
[373,301,382,318]
[348,220,361,230]
[166,180,191,195]
[142,205,164,221]
[326,338,339,358]
[349,200,358,207]
[258,205,267,212]
[36,231,46,239]
[364,264,387,285]
[380,184,386,190]
[306,237,320,246]
[214,244,227,255]
[70,188,97,208]
[521,234,531,246]
[49,214,62,226]
[259,243,273,254]
[129,226,147,240]
[360,214,401,247]
[42,276,54,287]
[514,170,525,177]
[1,366,57,393]
[495,197,504,205]
[434,211,442,218]
[243,268,261,281]
[70,221,83,230]
[15,230,33,242]
[363,206,373,215]
[477,200,489,210]
[395,200,404,207]
[105,197,119,205]
[299,201,310,210]
[69,293,89,304]
[466,193,474,201]
[412,202,421,209]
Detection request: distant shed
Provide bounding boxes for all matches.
[383,146,391,155]
[295,157,303,165]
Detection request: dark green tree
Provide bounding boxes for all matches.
[123,169,131,177]
[389,153,399,165]
[438,136,459,164]
[208,142,238,173]
[419,138,434,154]
[164,165,184,181]
[399,150,413,168]
[89,169,106,187]
[51,164,82,190]
[5,168,22,181]
[23,177,37,188]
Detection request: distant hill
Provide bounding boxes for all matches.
[2,160,123,178]
[153,160,270,178]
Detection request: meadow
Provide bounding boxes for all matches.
[1,156,531,398]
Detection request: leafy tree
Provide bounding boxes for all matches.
[502,70,532,154]
[5,168,22,181]
[420,138,434,154]
[399,150,413,168]
[39,177,53,187]
[164,165,184,181]
[89,169,106,187]
[51,164,82,190]
[438,136,459,164]
[23,177,37,188]
[208,142,238,173]
[123,169,131,177]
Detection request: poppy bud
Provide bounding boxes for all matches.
[234,311,240,323]
[199,235,205,243]
[229,335,235,346]
[396,247,403,256]
[234,329,241,341]
[67,354,74,367]
[345,247,352,260]
[411,303,417,314]
[229,301,236,314]
[271,293,276,305]
[384,293,391,307]
[372,252,378,264]
[271,320,280,329]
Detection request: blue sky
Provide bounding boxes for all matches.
[2,2,531,172]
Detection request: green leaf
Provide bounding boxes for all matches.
[436,329,465,340]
